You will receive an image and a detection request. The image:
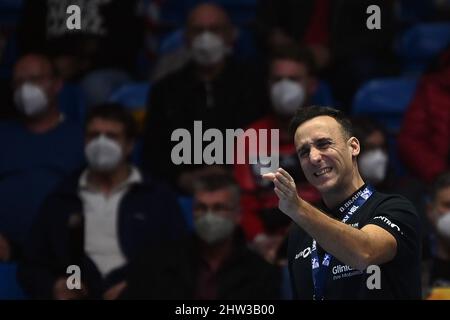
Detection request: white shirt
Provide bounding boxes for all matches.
[78,166,142,278]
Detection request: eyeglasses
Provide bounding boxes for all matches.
[193,202,237,214]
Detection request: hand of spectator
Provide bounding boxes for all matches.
[103,281,127,300]
[53,277,88,300]
[0,233,11,262]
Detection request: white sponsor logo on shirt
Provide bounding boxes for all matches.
[373,216,403,234]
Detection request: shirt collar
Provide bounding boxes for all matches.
[79,166,142,193]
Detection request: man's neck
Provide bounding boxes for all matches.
[24,106,61,134]
[196,60,225,82]
[87,164,131,196]
[322,171,365,209]
[201,236,233,272]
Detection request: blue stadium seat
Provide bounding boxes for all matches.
[109,82,151,167]
[311,81,335,107]
[396,22,450,74]
[0,263,27,300]
[109,82,151,110]
[352,77,420,177]
[158,29,185,56]
[352,77,419,132]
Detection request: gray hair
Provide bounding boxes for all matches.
[192,173,240,207]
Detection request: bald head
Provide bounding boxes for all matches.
[186,3,235,47]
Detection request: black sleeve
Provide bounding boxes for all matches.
[16,198,61,299]
[156,180,189,241]
[365,195,421,263]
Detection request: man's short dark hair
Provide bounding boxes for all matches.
[289,106,353,140]
[192,172,240,206]
[269,45,317,77]
[430,171,450,202]
[85,103,137,140]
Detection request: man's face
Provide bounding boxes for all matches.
[193,189,240,224]
[428,186,450,225]
[270,59,315,98]
[85,118,133,161]
[13,55,61,103]
[186,5,233,48]
[294,116,359,195]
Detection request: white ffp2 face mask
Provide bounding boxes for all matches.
[437,212,450,240]
[191,31,229,66]
[270,79,306,116]
[194,211,235,244]
[14,83,49,117]
[358,149,388,184]
[85,135,123,172]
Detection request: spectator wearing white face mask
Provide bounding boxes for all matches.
[234,45,321,264]
[142,3,267,193]
[0,54,84,262]
[423,171,450,299]
[352,117,427,238]
[122,173,281,299]
[18,104,188,300]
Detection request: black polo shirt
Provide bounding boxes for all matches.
[287,185,422,299]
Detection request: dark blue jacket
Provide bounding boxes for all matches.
[17,169,188,299]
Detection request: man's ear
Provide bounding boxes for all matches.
[349,136,360,157]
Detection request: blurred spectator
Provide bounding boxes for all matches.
[255,0,331,70]
[233,45,321,262]
[353,117,427,221]
[423,171,450,299]
[142,3,266,193]
[17,0,144,105]
[122,173,281,299]
[398,46,450,183]
[0,53,84,261]
[18,104,187,300]
[353,119,389,187]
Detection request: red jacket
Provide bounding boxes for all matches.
[398,67,450,183]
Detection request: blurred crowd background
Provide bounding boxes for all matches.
[0,0,449,300]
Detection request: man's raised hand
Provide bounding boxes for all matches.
[262,168,302,219]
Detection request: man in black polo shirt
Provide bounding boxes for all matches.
[263,106,421,299]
